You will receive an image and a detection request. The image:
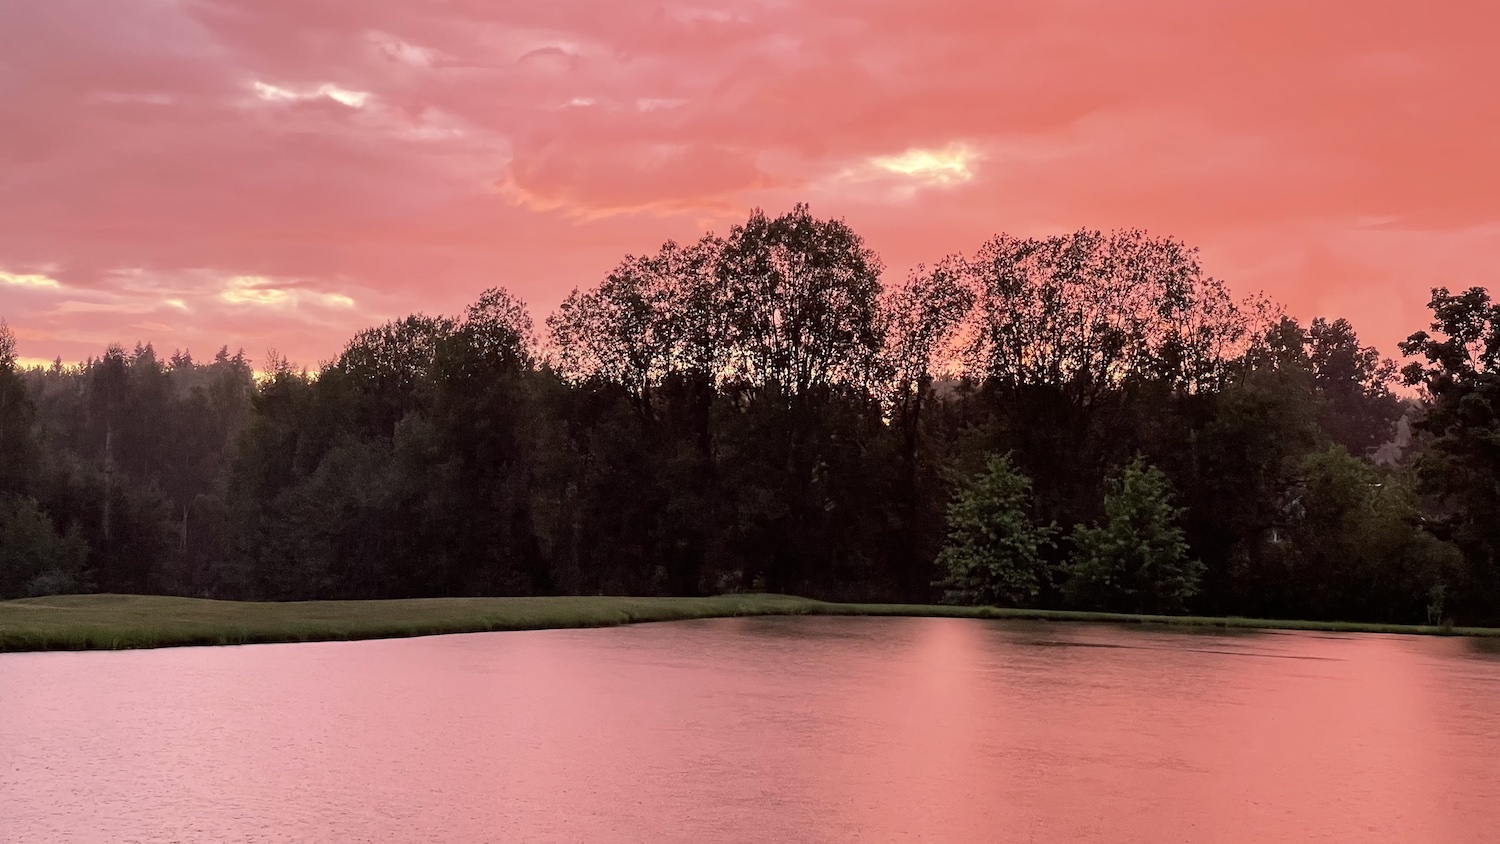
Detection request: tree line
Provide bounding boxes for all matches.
[2,205,1496,625]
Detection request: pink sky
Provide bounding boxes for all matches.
[2,0,1497,369]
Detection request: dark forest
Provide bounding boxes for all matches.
[3,206,1497,625]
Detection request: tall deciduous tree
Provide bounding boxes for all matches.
[1400,286,1500,614]
[881,263,976,597]
[549,235,724,413]
[1307,317,1402,455]
[717,204,885,394]
[962,229,1244,404]
[334,314,457,439]
[883,261,973,430]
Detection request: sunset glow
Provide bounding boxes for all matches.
[2,0,1497,366]
[869,145,977,186]
[1,272,63,291]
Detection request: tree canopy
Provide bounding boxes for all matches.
[0,208,1490,626]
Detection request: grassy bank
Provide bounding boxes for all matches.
[3,593,1498,653]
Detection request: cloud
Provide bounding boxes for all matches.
[367,31,438,68]
[868,145,978,186]
[252,81,371,108]
[637,98,688,112]
[0,271,63,290]
[89,92,177,106]
[498,140,775,218]
[1,0,1498,366]
[219,276,358,310]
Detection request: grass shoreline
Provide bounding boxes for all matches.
[2,593,1497,653]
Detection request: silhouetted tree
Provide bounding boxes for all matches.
[2,217,1496,624]
[1401,286,1500,619]
[718,205,886,394]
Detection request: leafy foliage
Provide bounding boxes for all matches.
[934,454,1056,607]
[0,211,1494,626]
[1400,287,1500,615]
[1065,458,1204,614]
[717,205,886,394]
[0,496,89,597]
[1233,447,1463,622]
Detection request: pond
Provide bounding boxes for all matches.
[3,616,1498,843]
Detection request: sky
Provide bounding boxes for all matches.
[2,0,1498,370]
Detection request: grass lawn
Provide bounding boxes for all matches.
[2,593,1497,652]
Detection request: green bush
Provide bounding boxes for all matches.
[934,454,1056,608]
[1065,457,1203,614]
[0,496,89,598]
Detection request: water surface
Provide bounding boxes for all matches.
[3,616,1498,843]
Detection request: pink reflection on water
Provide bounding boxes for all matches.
[2,617,1497,843]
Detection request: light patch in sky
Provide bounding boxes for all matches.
[400,119,466,141]
[219,276,357,310]
[252,81,370,109]
[0,271,62,290]
[669,7,751,25]
[166,298,189,311]
[220,276,293,306]
[869,144,978,186]
[320,85,371,109]
[251,81,299,102]
[91,92,175,106]
[369,32,436,67]
[637,98,688,112]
